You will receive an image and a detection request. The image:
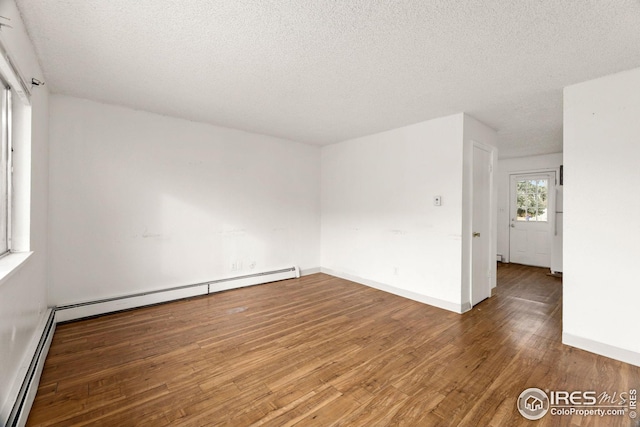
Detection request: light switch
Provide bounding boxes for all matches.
[434,196,442,206]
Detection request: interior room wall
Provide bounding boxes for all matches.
[496,153,563,262]
[0,0,50,421]
[320,113,467,312]
[48,95,320,306]
[563,67,640,366]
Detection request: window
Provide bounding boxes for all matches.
[0,79,10,255]
[516,178,548,222]
[0,41,34,283]
[0,40,31,259]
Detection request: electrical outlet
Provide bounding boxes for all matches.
[434,196,442,206]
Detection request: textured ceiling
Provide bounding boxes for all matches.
[14,0,640,158]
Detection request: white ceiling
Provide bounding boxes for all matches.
[15,0,640,158]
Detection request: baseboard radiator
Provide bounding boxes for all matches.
[56,266,300,322]
[6,309,56,427]
[7,266,300,426]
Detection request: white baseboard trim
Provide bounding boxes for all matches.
[562,332,640,367]
[300,267,321,276]
[460,301,472,313]
[320,268,463,314]
[4,309,55,427]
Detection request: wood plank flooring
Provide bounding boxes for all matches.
[27,264,640,426]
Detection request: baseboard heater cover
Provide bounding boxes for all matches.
[7,267,300,424]
[55,266,300,322]
[208,267,299,293]
[6,309,56,427]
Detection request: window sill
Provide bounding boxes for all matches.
[0,251,33,287]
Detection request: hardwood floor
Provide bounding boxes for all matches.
[28,265,640,426]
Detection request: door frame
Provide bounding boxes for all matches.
[506,169,557,265]
[469,140,496,308]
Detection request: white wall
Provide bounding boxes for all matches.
[496,153,563,262]
[48,95,320,306]
[563,67,640,365]
[0,0,50,421]
[321,114,467,312]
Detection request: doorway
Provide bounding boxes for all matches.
[509,172,555,267]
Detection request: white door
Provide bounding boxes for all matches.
[472,144,492,306]
[509,173,555,267]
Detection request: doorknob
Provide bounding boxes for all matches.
[510,224,515,228]
[473,232,481,237]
